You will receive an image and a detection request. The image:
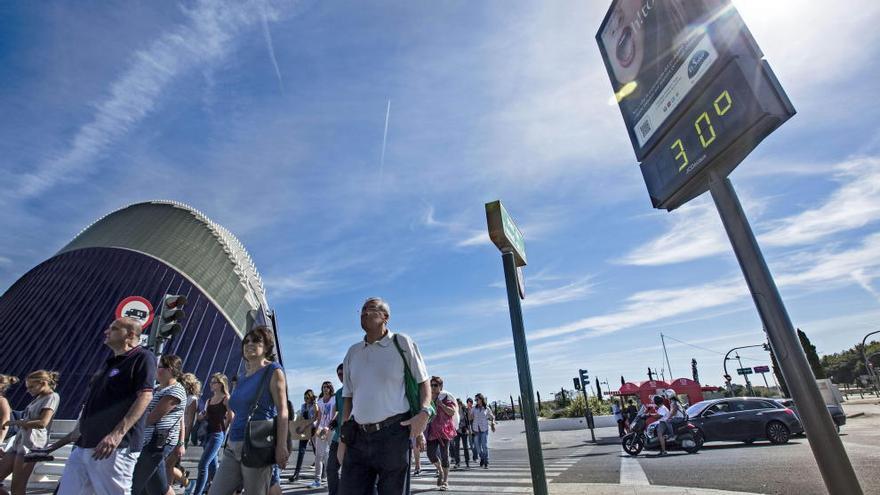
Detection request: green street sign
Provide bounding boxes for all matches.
[737,367,753,375]
[486,200,527,267]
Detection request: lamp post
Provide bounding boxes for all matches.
[860,330,880,395]
[723,344,766,396]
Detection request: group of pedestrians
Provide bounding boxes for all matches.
[2,317,288,495]
[0,296,499,495]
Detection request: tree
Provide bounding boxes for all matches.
[595,378,603,401]
[798,328,827,379]
[691,358,699,383]
[769,345,789,397]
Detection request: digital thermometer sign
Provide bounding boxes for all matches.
[596,0,795,210]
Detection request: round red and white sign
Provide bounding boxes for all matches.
[115,296,154,328]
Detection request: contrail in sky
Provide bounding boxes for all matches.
[379,99,391,180]
[261,7,285,94]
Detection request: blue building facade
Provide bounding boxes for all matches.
[0,201,275,418]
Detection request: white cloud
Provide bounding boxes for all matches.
[761,158,880,247]
[0,256,11,266]
[617,199,728,266]
[462,277,594,317]
[6,0,280,201]
[621,157,880,266]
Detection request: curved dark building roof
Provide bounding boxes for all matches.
[0,201,274,418]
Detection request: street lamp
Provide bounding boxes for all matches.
[723,344,767,396]
[860,330,880,394]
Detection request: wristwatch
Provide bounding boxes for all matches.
[419,405,436,419]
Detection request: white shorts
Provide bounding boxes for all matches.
[56,446,140,495]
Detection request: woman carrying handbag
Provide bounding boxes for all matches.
[208,326,289,495]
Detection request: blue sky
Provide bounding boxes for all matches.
[3,0,880,405]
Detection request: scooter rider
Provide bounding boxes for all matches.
[652,390,684,456]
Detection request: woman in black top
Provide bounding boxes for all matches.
[191,373,233,495]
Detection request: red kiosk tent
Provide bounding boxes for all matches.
[667,378,703,405]
[616,378,708,406]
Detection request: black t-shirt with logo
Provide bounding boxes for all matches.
[76,346,157,451]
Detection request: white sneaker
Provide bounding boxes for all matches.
[309,480,322,488]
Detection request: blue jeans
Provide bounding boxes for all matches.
[474,431,489,464]
[192,431,224,495]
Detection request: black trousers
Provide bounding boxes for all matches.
[328,440,341,495]
[450,433,469,467]
[339,420,410,495]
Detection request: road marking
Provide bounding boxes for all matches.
[619,454,650,486]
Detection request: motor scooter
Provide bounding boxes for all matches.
[621,413,703,456]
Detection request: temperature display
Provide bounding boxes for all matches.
[639,57,793,210]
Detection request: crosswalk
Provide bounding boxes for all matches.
[408,447,590,493]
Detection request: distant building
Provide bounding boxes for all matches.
[0,201,278,418]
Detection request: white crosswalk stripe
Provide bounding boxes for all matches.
[408,446,592,493]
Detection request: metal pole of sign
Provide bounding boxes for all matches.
[709,173,863,494]
[735,353,753,396]
[500,250,549,495]
[581,386,595,443]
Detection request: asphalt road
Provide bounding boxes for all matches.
[543,401,880,495]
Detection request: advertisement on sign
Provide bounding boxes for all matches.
[597,0,722,158]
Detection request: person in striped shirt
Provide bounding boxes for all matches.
[131,354,187,495]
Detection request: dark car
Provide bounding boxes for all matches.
[685,398,804,445]
[774,398,846,432]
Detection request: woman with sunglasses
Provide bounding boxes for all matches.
[132,354,187,495]
[190,373,233,495]
[208,326,289,495]
[425,376,458,491]
[310,381,336,488]
[0,370,60,495]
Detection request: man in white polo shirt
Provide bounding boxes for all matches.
[338,297,432,495]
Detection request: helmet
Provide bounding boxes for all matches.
[652,395,664,406]
[664,389,677,399]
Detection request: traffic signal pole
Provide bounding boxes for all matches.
[501,251,549,495]
[710,173,862,494]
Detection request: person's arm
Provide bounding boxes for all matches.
[93,389,153,460]
[436,397,455,417]
[12,408,55,430]
[174,414,186,458]
[0,398,11,446]
[145,396,181,426]
[46,422,80,452]
[313,403,322,429]
[184,400,197,436]
[270,367,289,469]
[224,397,234,432]
[400,379,431,442]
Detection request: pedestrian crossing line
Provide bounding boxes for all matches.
[411,484,533,493]
[619,454,650,486]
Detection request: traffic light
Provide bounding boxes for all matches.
[579,368,590,388]
[723,373,732,383]
[573,377,580,390]
[149,294,187,352]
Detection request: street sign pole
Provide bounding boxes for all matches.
[582,387,595,443]
[709,172,862,494]
[501,250,549,495]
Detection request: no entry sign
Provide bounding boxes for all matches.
[115,296,154,329]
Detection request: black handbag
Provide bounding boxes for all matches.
[241,366,277,468]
